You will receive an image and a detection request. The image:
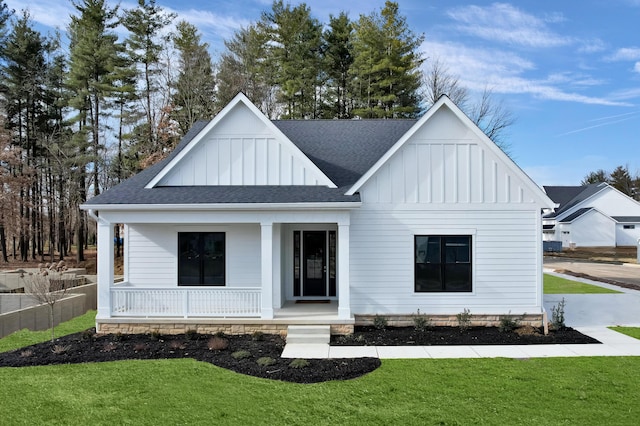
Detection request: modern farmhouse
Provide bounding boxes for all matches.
[543,183,640,248]
[81,93,555,335]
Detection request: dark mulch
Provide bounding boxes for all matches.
[332,325,600,346]
[0,325,600,383]
[0,330,379,384]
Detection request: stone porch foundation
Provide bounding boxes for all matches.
[97,312,546,337]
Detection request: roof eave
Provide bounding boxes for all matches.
[80,201,362,211]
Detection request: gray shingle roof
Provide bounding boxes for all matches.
[273,120,416,187]
[612,216,640,223]
[543,183,606,218]
[558,207,593,223]
[84,119,416,206]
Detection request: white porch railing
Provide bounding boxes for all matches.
[110,287,261,318]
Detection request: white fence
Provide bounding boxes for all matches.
[111,287,261,318]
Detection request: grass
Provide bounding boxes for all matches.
[0,357,639,424]
[610,327,640,340]
[2,313,640,424]
[0,310,96,353]
[544,274,621,294]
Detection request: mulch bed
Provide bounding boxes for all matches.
[0,330,379,384]
[332,325,600,346]
[0,325,599,383]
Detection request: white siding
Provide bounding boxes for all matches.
[349,207,541,315]
[127,224,261,288]
[157,103,327,186]
[616,224,640,246]
[360,107,537,205]
[587,188,640,216]
[563,211,615,247]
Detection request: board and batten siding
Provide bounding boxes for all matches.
[126,224,261,288]
[157,102,327,187]
[351,105,544,315]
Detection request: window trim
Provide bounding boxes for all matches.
[414,235,473,293]
[178,232,226,286]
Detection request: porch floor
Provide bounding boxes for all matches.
[274,301,340,321]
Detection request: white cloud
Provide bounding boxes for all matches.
[635,62,640,73]
[421,40,630,107]
[606,47,640,61]
[5,0,74,29]
[446,3,571,48]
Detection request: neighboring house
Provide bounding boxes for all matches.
[543,183,640,247]
[81,94,554,335]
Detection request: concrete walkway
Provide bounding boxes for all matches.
[281,326,640,359]
[282,269,640,359]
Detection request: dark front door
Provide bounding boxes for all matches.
[303,231,326,297]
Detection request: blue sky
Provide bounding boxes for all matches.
[11,0,640,186]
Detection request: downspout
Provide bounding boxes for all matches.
[87,209,104,225]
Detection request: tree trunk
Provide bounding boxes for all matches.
[0,222,7,262]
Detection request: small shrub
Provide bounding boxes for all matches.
[373,315,388,330]
[551,298,566,329]
[52,344,71,355]
[412,309,432,331]
[289,358,310,369]
[133,343,149,352]
[113,332,125,342]
[498,312,521,333]
[185,329,199,340]
[102,342,118,352]
[456,308,472,332]
[169,340,186,350]
[81,329,95,341]
[207,336,229,351]
[231,350,251,360]
[20,350,34,358]
[256,356,276,367]
[150,331,162,341]
[214,331,226,338]
[252,331,265,341]
[354,334,365,343]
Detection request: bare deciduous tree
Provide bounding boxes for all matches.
[22,268,73,342]
[423,58,515,155]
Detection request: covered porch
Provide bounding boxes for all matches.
[89,206,356,328]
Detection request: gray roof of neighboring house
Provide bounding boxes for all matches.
[612,216,640,223]
[543,183,607,218]
[558,207,593,223]
[84,119,417,206]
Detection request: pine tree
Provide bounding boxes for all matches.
[171,21,216,136]
[67,0,122,261]
[323,12,354,118]
[216,24,274,115]
[122,0,175,153]
[260,1,324,118]
[351,1,424,118]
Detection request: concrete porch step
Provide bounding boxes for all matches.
[286,325,330,344]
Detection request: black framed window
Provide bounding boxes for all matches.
[178,232,225,286]
[415,235,471,292]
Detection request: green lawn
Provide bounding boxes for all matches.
[544,274,621,294]
[0,310,96,353]
[2,313,640,424]
[610,327,640,340]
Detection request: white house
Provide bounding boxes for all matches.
[81,94,555,335]
[543,183,640,247]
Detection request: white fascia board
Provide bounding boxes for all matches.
[346,96,556,209]
[80,202,361,211]
[145,93,336,189]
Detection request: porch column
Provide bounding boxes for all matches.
[260,222,274,319]
[96,217,114,320]
[338,223,351,319]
